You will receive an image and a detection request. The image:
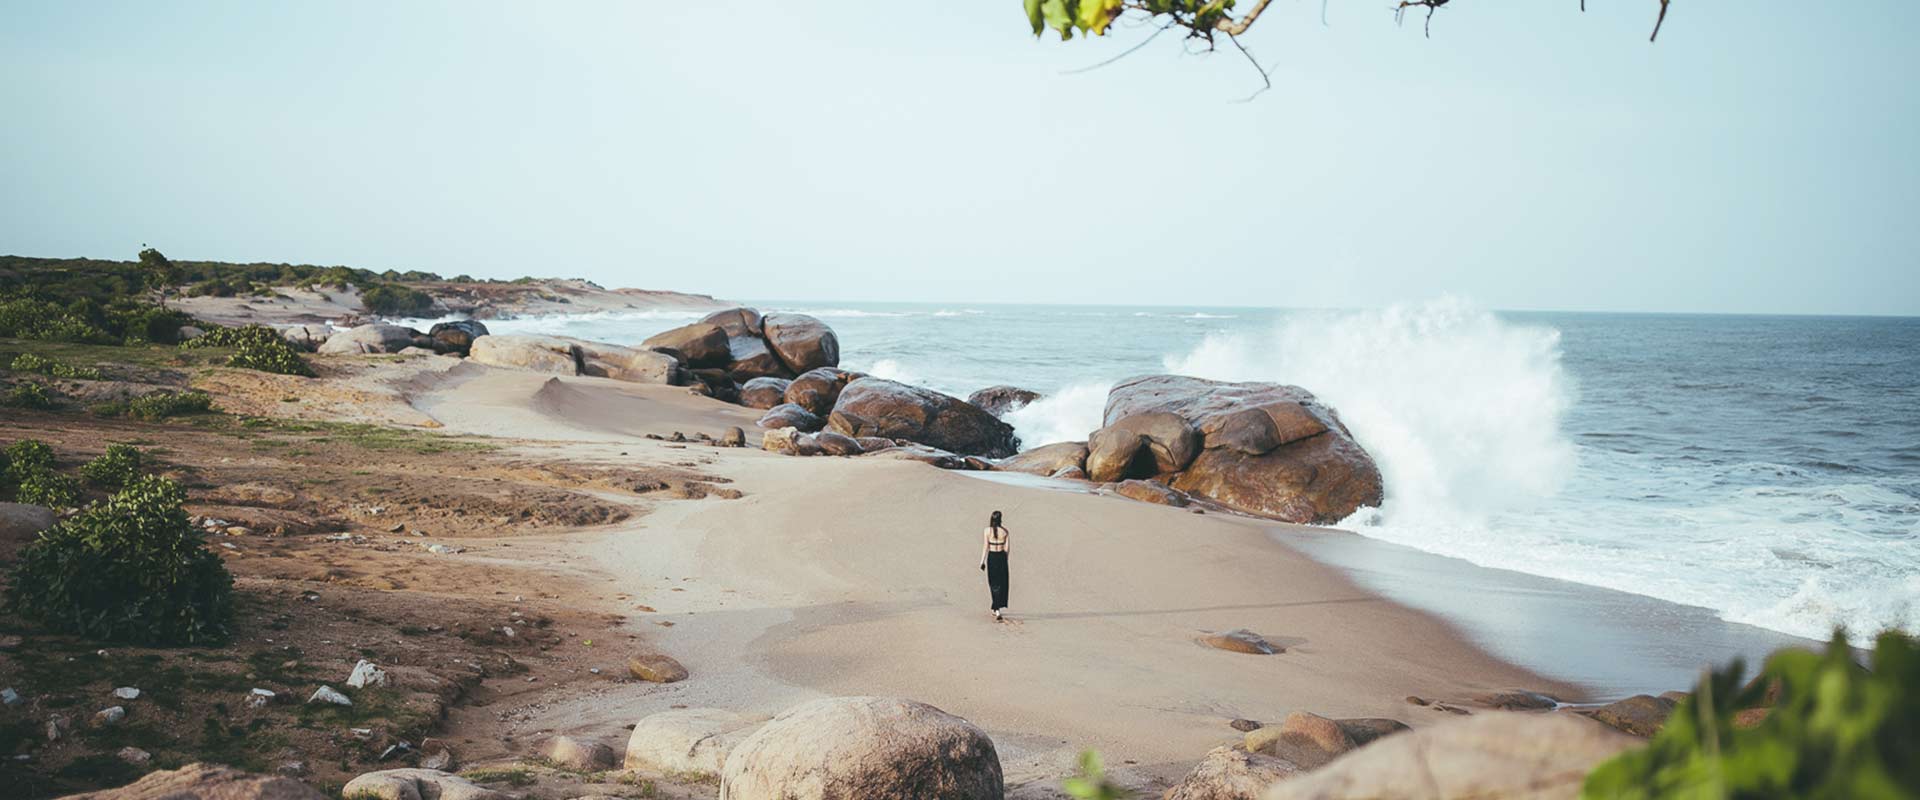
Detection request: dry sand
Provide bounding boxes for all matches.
[411,367,1576,793]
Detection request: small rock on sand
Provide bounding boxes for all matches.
[1586,694,1677,737]
[627,653,689,683]
[1165,746,1301,800]
[1200,629,1282,655]
[540,734,616,771]
[343,768,507,800]
[307,686,352,706]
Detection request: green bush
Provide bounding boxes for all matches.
[80,444,146,490]
[89,391,216,421]
[15,470,80,508]
[184,325,314,376]
[9,352,103,380]
[5,475,234,644]
[1583,630,1920,799]
[4,439,54,479]
[3,381,54,409]
[360,283,434,316]
[0,298,111,343]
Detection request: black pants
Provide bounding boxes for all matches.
[986,551,1009,610]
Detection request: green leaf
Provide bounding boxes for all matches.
[1040,0,1074,40]
[1075,0,1124,36]
[1025,0,1044,34]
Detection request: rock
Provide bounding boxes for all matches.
[1260,712,1636,800]
[784,367,860,416]
[347,660,388,689]
[1586,694,1676,737]
[0,502,54,544]
[469,334,581,375]
[117,747,151,765]
[994,442,1088,477]
[1052,465,1088,480]
[541,735,616,771]
[54,762,327,799]
[341,768,507,800]
[724,335,790,382]
[113,687,141,701]
[1658,690,1690,704]
[1246,712,1356,770]
[1231,719,1264,733]
[966,386,1041,418]
[417,738,457,771]
[275,761,307,778]
[1099,376,1382,524]
[688,367,741,401]
[0,687,19,706]
[761,427,801,455]
[570,338,679,384]
[317,323,419,355]
[46,714,70,742]
[1165,746,1302,800]
[827,378,1018,458]
[1200,629,1281,655]
[278,324,332,351]
[718,426,747,447]
[1334,718,1411,747]
[93,706,126,727]
[307,685,352,706]
[1472,691,1558,712]
[396,345,437,357]
[1733,707,1770,729]
[758,403,825,433]
[246,688,276,709]
[625,708,768,776]
[760,313,840,374]
[177,325,206,341]
[721,696,1002,800]
[1113,479,1189,507]
[427,320,489,355]
[739,377,793,409]
[1086,412,1202,481]
[643,322,733,367]
[701,307,765,339]
[812,431,864,456]
[627,653,689,683]
[854,436,898,453]
[865,443,969,470]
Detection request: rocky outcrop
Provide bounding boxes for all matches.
[812,431,864,456]
[317,323,419,355]
[701,307,765,339]
[739,377,792,409]
[625,708,768,777]
[784,368,860,416]
[1098,376,1382,524]
[569,338,678,384]
[967,386,1041,418]
[278,324,332,351]
[761,313,839,374]
[720,696,1002,800]
[1260,713,1636,800]
[1585,694,1676,737]
[644,322,732,368]
[725,335,790,382]
[1333,718,1410,747]
[427,320,489,355]
[1246,712,1356,770]
[340,769,507,800]
[1113,479,1190,507]
[758,403,825,433]
[468,334,581,375]
[827,378,1018,458]
[994,442,1087,477]
[1165,746,1301,800]
[55,763,326,800]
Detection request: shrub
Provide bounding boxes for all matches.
[80,444,145,490]
[0,297,111,343]
[3,381,53,409]
[15,470,80,508]
[9,353,103,380]
[1583,630,1920,799]
[183,324,315,376]
[4,439,54,479]
[360,283,433,316]
[5,476,234,645]
[89,391,216,421]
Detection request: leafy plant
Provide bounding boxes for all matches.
[5,439,55,480]
[3,381,54,409]
[1063,750,1132,800]
[81,444,146,490]
[125,390,215,420]
[0,297,112,343]
[5,475,234,645]
[16,469,80,508]
[360,282,434,316]
[10,352,103,379]
[1583,630,1920,799]
[183,324,314,376]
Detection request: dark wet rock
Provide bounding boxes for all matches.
[967,385,1041,418]
[725,335,791,382]
[854,437,898,453]
[739,377,792,409]
[700,307,764,339]
[1473,691,1559,712]
[812,431,864,456]
[718,427,747,447]
[1200,629,1281,655]
[827,378,1018,458]
[1230,719,1264,733]
[1585,694,1676,737]
[427,319,489,355]
[757,403,825,433]
[994,442,1088,477]
[687,368,739,402]
[643,322,732,368]
[784,367,861,417]
[761,313,840,374]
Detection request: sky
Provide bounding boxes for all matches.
[2,1,1916,315]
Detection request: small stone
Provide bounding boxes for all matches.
[388,523,405,533]
[351,727,373,739]
[93,706,127,727]
[347,660,388,689]
[0,688,19,706]
[627,653,689,683]
[225,526,253,536]
[113,686,142,701]
[117,747,151,765]
[1199,629,1281,655]
[0,635,22,651]
[1474,690,1559,711]
[276,760,308,777]
[541,734,617,771]
[247,688,276,708]
[589,668,601,675]
[418,738,457,771]
[1405,696,1429,706]
[719,427,746,447]
[1230,718,1263,732]
[45,714,70,742]
[307,685,352,706]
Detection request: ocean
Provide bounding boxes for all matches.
[403,298,1920,645]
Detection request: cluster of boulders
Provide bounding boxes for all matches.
[993,375,1384,524]
[638,307,842,400]
[293,319,492,358]
[753,374,1019,461]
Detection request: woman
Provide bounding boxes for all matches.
[979,510,1011,620]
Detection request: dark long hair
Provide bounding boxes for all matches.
[989,510,1002,530]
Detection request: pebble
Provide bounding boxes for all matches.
[45,715,69,741]
[247,688,276,708]
[94,706,126,726]
[347,660,388,689]
[117,747,151,765]
[0,688,19,706]
[113,687,141,701]
[307,686,352,706]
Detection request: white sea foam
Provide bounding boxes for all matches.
[1004,381,1115,448]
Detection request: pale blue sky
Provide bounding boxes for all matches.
[3,1,1915,315]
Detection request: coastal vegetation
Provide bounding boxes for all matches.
[180,324,316,377]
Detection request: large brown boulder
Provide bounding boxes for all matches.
[784,367,860,417]
[726,335,791,382]
[1260,712,1636,800]
[644,322,732,368]
[1165,746,1301,800]
[967,386,1041,418]
[56,763,326,800]
[1113,479,1189,507]
[1102,376,1381,524]
[1246,711,1356,770]
[827,378,1019,458]
[1585,694,1676,737]
[568,338,679,384]
[720,696,1002,800]
[761,313,840,374]
[758,403,826,433]
[317,323,419,355]
[701,307,765,338]
[740,377,793,409]
[994,442,1088,477]
[1086,412,1200,482]
[468,334,580,375]
[427,319,489,355]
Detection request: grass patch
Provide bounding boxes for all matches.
[243,418,495,454]
[459,766,537,787]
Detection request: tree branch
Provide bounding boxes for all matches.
[1214,0,1277,36]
